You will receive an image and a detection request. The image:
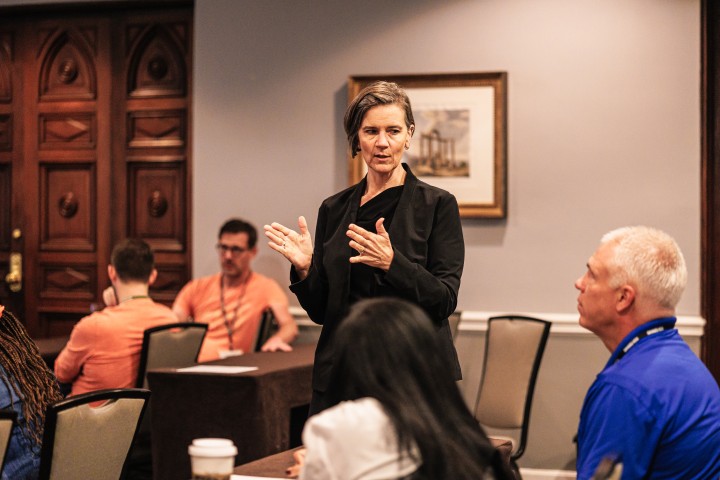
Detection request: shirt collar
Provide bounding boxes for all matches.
[607,316,677,366]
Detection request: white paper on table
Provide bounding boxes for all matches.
[176,365,259,374]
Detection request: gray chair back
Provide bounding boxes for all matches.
[474,315,551,461]
[592,456,623,480]
[38,388,150,480]
[136,322,208,389]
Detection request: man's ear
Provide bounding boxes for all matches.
[616,284,636,313]
[148,268,158,286]
[108,264,118,284]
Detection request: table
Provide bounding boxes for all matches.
[147,343,315,480]
[233,438,514,478]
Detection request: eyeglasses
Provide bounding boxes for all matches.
[216,243,248,255]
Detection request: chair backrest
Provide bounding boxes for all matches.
[0,409,16,475]
[474,315,551,461]
[136,322,208,389]
[253,308,278,352]
[38,388,150,480]
[592,456,623,480]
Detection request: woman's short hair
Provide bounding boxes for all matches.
[601,226,687,310]
[344,81,415,157]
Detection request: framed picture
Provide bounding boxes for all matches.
[347,72,507,218]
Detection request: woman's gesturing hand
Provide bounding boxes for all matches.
[347,218,394,271]
[264,216,313,279]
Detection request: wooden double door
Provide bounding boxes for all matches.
[0,3,192,337]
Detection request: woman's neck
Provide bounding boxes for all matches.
[363,167,406,204]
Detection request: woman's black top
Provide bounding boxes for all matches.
[349,185,403,304]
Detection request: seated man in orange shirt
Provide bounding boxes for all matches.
[173,218,298,362]
[55,238,178,395]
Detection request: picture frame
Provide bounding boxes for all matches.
[347,72,507,218]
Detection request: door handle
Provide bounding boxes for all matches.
[5,252,21,292]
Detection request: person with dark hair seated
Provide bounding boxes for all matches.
[173,218,298,361]
[296,297,513,480]
[55,238,177,395]
[0,306,63,479]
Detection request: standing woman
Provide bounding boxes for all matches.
[265,81,464,415]
[0,306,63,479]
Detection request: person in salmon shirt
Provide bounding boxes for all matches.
[172,218,297,362]
[54,238,177,395]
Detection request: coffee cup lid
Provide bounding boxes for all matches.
[188,438,237,457]
[192,438,234,448]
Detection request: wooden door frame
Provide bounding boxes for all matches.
[702,0,720,382]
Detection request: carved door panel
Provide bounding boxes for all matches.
[0,5,192,337]
[114,9,192,306]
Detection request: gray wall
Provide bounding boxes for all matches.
[192,0,700,318]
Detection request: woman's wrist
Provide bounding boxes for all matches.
[293,255,312,280]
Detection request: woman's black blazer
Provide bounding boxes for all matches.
[290,164,464,391]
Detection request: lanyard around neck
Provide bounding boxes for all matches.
[614,324,672,362]
[120,295,149,304]
[219,274,249,350]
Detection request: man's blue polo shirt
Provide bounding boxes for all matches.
[576,317,720,479]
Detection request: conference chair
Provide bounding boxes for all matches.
[474,315,551,463]
[0,409,16,475]
[592,456,623,480]
[38,388,150,480]
[136,322,208,389]
[253,308,279,352]
[128,322,207,477]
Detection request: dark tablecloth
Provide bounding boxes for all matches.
[147,343,315,480]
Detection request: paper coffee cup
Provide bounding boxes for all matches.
[188,438,238,480]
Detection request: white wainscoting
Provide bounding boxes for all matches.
[289,307,705,471]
